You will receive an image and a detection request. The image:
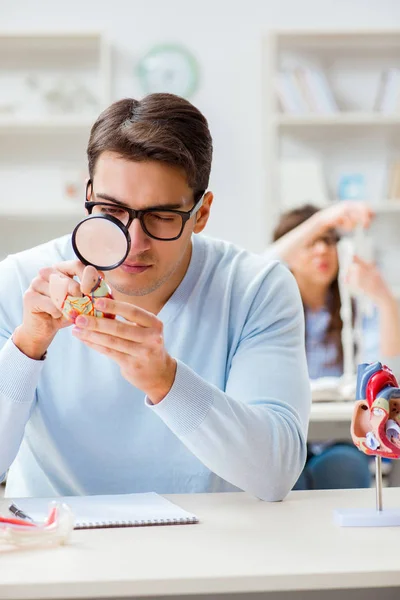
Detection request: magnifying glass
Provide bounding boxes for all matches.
[71,214,131,271]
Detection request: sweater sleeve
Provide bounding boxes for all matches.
[146,264,311,501]
[0,258,44,481]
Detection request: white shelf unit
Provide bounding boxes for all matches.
[275,113,400,127]
[371,201,400,213]
[263,29,400,296]
[0,115,99,132]
[0,31,111,259]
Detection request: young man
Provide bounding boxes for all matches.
[0,94,310,500]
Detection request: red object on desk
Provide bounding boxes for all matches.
[0,516,36,527]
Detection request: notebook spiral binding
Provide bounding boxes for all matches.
[75,516,198,530]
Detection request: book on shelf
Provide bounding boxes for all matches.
[275,67,338,115]
[276,71,308,114]
[374,68,400,113]
[387,160,400,200]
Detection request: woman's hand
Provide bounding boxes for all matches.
[345,256,394,308]
[315,201,374,233]
[270,200,374,267]
[346,257,400,359]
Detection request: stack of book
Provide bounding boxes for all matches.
[387,160,400,200]
[275,67,338,114]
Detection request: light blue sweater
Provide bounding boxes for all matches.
[0,234,310,500]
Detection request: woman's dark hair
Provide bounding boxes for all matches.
[273,204,343,370]
[87,93,213,197]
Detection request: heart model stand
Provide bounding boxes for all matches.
[334,362,400,527]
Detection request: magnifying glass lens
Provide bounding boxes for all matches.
[72,216,129,270]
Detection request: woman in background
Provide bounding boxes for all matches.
[270,201,400,490]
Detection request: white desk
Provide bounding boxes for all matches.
[309,401,353,442]
[310,401,353,423]
[1,489,400,600]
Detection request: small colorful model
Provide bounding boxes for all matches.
[49,275,115,323]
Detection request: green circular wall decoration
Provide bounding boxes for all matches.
[137,44,199,99]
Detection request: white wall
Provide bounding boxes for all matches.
[2,0,400,252]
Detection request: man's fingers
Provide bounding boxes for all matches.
[38,266,59,281]
[56,262,104,295]
[73,328,137,354]
[36,298,64,320]
[81,266,104,295]
[31,276,51,297]
[49,274,83,308]
[41,262,104,296]
[29,272,79,320]
[75,314,161,344]
[78,338,130,365]
[52,260,86,280]
[25,290,64,320]
[93,298,160,329]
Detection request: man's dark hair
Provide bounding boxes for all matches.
[87,93,213,196]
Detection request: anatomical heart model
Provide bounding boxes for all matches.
[351,362,400,459]
[49,274,115,323]
[335,362,400,527]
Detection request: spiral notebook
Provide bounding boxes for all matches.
[11,492,199,530]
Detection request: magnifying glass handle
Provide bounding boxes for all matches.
[90,277,103,295]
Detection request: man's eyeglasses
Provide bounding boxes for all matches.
[85,180,205,242]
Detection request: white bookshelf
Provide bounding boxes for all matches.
[0,30,111,258]
[372,201,400,213]
[263,29,400,296]
[0,115,98,132]
[0,204,83,218]
[275,113,400,127]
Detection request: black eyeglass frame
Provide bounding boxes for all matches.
[71,181,207,271]
[84,179,206,242]
[307,230,341,249]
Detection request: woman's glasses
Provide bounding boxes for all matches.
[307,231,340,249]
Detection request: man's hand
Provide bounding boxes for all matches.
[71,297,177,404]
[13,261,102,360]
